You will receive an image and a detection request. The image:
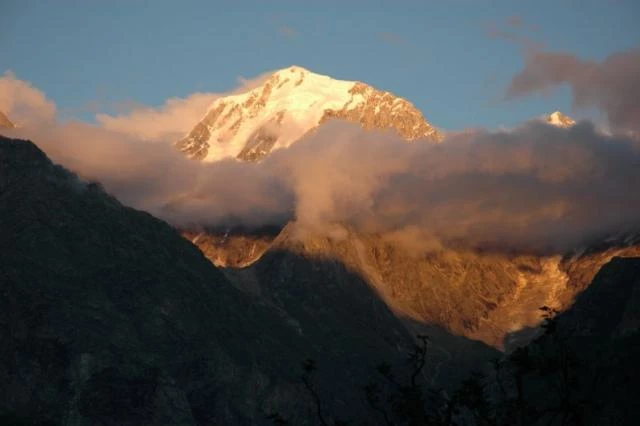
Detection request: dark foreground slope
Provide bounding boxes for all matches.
[259,257,640,425]
[0,136,423,425]
[539,256,640,424]
[485,256,640,426]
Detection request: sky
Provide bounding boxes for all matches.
[1,0,639,130]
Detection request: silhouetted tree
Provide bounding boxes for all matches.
[268,359,350,426]
[453,371,492,425]
[279,319,603,425]
[487,305,599,425]
[361,334,451,425]
[530,306,588,425]
[266,412,289,425]
[301,359,329,426]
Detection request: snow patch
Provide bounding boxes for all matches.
[197,66,362,161]
[545,111,576,128]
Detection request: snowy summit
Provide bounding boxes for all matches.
[177,66,440,162]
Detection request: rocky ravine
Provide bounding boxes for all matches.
[176,66,441,162]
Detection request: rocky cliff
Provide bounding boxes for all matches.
[0,110,14,128]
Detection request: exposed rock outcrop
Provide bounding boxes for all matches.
[0,110,14,129]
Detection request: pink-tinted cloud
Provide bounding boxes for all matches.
[278,25,298,39]
[234,70,276,94]
[0,71,57,125]
[379,32,406,46]
[486,15,543,52]
[95,70,276,143]
[96,92,219,142]
[507,15,524,28]
[486,26,543,51]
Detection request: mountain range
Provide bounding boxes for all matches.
[185,219,640,351]
[174,75,637,353]
[1,66,639,425]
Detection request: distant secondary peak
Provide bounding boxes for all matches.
[545,111,576,128]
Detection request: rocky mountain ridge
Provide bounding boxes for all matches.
[176,66,441,162]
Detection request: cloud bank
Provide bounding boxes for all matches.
[3,63,640,255]
[268,121,640,253]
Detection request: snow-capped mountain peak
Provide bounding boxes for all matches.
[545,111,576,128]
[177,66,441,162]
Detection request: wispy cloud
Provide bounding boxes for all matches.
[486,16,543,51]
[235,70,276,93]
[94,70,276,143]
[378,31,407,46]
[59,98,144,121]
[96,93,219,142]
[506,15,524,28]
[278,25,298,39]
[269,12,300,40]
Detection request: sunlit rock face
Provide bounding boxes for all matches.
[176,66,441,162]
[177,92,637,353]
[189,222,640,351]
[0,111,14,129]
[182,226,279,268]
